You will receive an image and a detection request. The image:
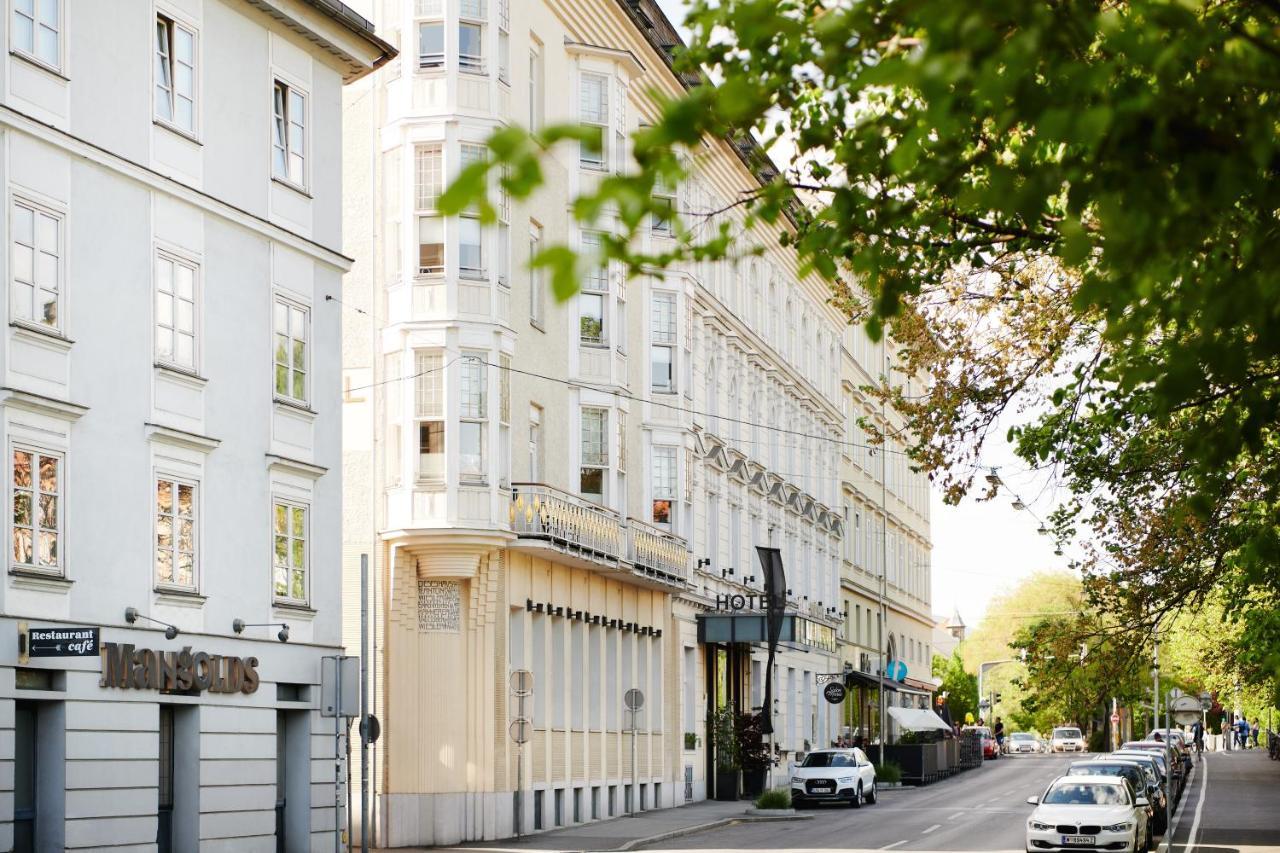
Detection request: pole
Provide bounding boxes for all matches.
[630,707,638,814]
[334,656,343,853]
[1163,698,1171,843]
[515,742,523,838]
[877,352,888,765]
[1152,624,1160,733]
[360,554,370,853]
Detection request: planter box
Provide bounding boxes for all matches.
[714,769,740,801]
[884,741,956,784]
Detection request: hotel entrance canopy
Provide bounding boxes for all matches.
[696,612,838,654]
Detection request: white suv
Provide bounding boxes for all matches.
[1051,726,1086,753]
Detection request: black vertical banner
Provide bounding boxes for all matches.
[755,546,787,735]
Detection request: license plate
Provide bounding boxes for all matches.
[810,785,832,792]
[1061,836,1095,846]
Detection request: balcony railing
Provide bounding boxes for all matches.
[626,517,689,585]
[509,484,689,589]
[510,483,622,565]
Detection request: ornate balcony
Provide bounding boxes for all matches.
[626,518,690,587]
[508,484,689,591]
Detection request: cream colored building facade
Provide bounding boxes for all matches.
[836,330,939,735]
[341,0,900,846]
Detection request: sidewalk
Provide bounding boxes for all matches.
[391,798,795,853]
[1167,746,1280,852]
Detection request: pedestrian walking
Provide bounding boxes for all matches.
[1250,718,1260,749]
[1236,716,1250,749]
[994,717,1005,749]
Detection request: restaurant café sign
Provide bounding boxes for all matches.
[99,643,260,695]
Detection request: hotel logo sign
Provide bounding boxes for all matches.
[99,642,260,695]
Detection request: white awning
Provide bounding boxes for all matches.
[886,706,951,731]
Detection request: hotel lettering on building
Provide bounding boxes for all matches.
[341,0,937,846]
[0,2,392,850]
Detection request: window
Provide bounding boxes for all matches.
[528,404,542,481]
[273,298,308,404]
[650,192,675,236]
[155,254,197,370]
[416,351,445,480]
[415,144,444,274]
[529,43,544,130]
[650,292,676,393]
[459,354,487,481]
[579,72,609,170]
[11,447,60,572]
[580,408,607,504]
[12,0,59,69]
[499,354,511,487]
[579,234,606,344]
[458,216,483,278]
[418,21,443,69]
[10,199,61,330]
[652,445,676,527]
[155,477,196,589]
[271,80,306,188]
[529,222,544,327]
[155,15,196,133]
[272,500,308,604]
[458,19,484,74]
[497,0,510,84]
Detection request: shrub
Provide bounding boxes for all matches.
[1088,728,1107,753]
[754,788,792,809]
[873,761,902,784]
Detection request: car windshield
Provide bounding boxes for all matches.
[801,752,854,768]
[1012,733,1035,740]
[1054,728,1082,739]
[1043,783,1128,806]
[1072,765,1142,788]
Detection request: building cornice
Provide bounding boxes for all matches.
[0,387,88,422]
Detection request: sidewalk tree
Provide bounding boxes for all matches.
[444,0,1280,678]
[933,650,978,724]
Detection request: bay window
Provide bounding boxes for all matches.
[579,72,609,170]
[416,144,444,274]
[415,351,445,480]
[650,291,676,393]
[580,408,607,505]
[651,445,676,528]
[418,20,444,69]
[459,354,487,482]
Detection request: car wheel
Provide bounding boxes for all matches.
[852,783,863,808]
[866,781,878,805]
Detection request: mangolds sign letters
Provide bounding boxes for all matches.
[99,642,260,695]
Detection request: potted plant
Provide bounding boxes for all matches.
[708,706,741,801]
[684,731,698,750]
[737,712,770,797]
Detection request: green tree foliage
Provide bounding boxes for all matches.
[444,0,1280,680]
[933,650,978,725]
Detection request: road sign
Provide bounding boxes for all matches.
[1167,687,1184,700]
[360,714,381,744]
[823,682,847,705]
[1199,692,1213,712]
[624,688,645,710]
[320,655,360,718]
[509,718,532,744]
[1171,695,1202,725]
[510,669,533,696]
[25,626,98,658]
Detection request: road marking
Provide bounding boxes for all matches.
[922,824,941,834]
[880,841,909,850]
[1183,755,1209,853]
[948,811,964,820]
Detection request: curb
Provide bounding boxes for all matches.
[612,810,815,851]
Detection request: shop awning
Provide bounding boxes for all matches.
[886,707,951,731]
[696,613,838,654]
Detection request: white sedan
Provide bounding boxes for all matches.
[1007,732,1043,754]
[1026,776,1151,853]
[790,747,877,808]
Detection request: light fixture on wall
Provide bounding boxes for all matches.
[232,619,290,643]
[124,607,179,640]
[696,557,712,570]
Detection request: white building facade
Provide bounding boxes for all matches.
[0,1,390,850]
[341,0,882,846]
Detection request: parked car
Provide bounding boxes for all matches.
[1051,726,1087,753]
[1145,729,1193,774]
[1112,750,1175,801]
[1026,776,1152,853]
[1006,731,1043,754]
[964,725,1000,759]
[790,747,878,809]
[1122,741,1185,789]
[1071,759,1166,835]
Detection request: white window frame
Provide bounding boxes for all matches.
[272,295,310,406]
[10,443,63,575]
[415,143,444,275]
[650,291,677,394]
[651,444,676,530]
[271,78,308,191]
[579,231,608,347]
[154,474,198,592]
[578,71,609,171]
[458,1,485,75]
[528,41,544,131]
[528,403,543,482]
[11,0,60,72]
[497,0,510,84]
[415,350,445,482]
[154,250,199,372]
[579,407,608,505]
[529,221,544,329]
[459,353,488,483]
[417,18,444,70]
[9,195,64,333]
[155,12,198,136]
[271,497,309,606]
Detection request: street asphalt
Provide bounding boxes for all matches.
[1167,747,1280,853]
